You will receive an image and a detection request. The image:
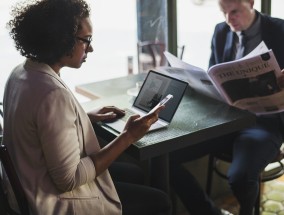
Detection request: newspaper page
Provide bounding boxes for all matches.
[163,42,284,115]
[163,52,223,101]
[208,49,284,115]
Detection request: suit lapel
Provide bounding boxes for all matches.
[223,31,234,62]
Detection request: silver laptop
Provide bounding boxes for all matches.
[102,70,188,133]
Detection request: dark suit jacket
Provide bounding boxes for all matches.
[209,10,284,69]
[209,10,284,126]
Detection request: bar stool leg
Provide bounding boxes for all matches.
[206,154,215,196]
[254,177,261,215]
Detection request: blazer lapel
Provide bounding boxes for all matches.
[223,31,234,62]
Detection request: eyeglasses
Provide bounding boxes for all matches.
[76,36,92,52]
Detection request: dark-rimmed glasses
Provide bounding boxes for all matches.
[76,36,92,52]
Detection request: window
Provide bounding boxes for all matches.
[60,0,138,101]
[271,0,284,19]
[177,0,261,70]
[0,0,137,102]
[0,0,274,103]
[0,1,25,101]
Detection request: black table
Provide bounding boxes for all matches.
[78,73,256,194]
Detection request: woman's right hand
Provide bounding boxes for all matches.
[90,105,164,176]
[122,105,165,143]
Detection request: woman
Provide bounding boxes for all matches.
[3,0,171,214]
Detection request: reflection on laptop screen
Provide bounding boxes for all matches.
[133,70,188,122]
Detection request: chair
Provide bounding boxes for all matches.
[137,41,166,73]
[0,102,3,136]
[206,147,284,215]
[0,103,30,215]
[178,45,185,60]
[0,145,30,215]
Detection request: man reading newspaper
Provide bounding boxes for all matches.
[168,1,284,215]
[164,42,284,115]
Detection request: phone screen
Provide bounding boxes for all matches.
[149,94,173,113]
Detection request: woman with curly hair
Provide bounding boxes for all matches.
[2,0,171,214]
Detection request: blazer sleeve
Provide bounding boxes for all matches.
[261,14,284,69]
[36,87,96,192]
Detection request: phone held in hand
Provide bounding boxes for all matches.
[149,94,174,114]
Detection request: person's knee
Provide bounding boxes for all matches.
[139,187,172,215]
[109,161,144,184]
[153,189,172,215]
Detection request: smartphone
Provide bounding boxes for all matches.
[149,94,174,113]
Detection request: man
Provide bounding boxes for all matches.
[170,0,284,215]
[210,0,284,214]
[210,0,284,68]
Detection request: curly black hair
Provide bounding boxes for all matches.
[7,0,90,65]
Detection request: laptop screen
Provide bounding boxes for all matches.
[133,70,188,122]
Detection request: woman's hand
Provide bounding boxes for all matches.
[122,105,165,143]
[89,105,165,176]
[278,69,284,89]
[87,106,125,123]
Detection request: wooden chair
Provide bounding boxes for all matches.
[206,148,284,215]
[137,41,166,73]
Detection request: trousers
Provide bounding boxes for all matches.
[109,161,172,215]
[228,115,283,215]
[169,114,284,215]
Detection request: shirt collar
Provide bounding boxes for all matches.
[242,11,261,39]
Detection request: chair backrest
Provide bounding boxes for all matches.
[137,41,166,73]
[178,45,185,60]
[0,102,3,136]
[0,102,3,117]
[0,144,30,215]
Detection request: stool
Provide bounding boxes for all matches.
[206,148,284,215]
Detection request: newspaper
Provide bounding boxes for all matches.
[162,42,284,115]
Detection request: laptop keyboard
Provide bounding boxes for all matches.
[120,108,136,122]
[121,108,163,129]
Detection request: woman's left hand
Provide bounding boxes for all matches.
[88,106,125,123]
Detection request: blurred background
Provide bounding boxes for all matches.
[0,0,283,103]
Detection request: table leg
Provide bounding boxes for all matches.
[150,153,170,194]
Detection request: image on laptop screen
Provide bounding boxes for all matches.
[133,70,188,122]
[102,70,188,133]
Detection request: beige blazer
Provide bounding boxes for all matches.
[2,59,122,215]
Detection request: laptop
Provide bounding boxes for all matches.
[102,70,188,133]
